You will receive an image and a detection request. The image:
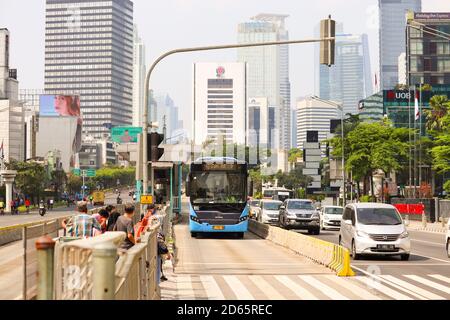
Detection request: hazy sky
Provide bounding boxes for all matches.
[1,0,448,132]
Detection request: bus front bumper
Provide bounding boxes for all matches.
[189,220,248,233]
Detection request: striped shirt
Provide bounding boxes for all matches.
[66,214,102,238]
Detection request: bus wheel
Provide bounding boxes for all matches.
[191,232,197,238]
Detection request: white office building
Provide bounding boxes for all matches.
[193,62,247,146]
[0,28,24,162]
[379,0,422,90]
[296,97,339,152]
[398,52,407,85]
[132,25,146,128]
[44,0,134,137]
[238,14,291,150]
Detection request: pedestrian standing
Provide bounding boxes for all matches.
[25,199,31,214]
[114,204,138,250]
[61,201,102,238]
[92,209,109,234]
[106,207,120,232]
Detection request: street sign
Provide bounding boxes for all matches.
[140,195,153,205]
[86,169,96,177]
[111,127,143,144]
[72,169,81,176]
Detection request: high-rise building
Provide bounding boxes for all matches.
[132,25,146,128]
[296,97,339,153]
[155,94,183,142]
[193,62,247,146]
[407,12,450,86]
[248,97,269,147]
[44,0,134,138]
[237,14,291,149]
[398,52,407,85]
[0,28,24,162]
[316,29,373,115]
[19,89,44,160]
[379,0,422,90]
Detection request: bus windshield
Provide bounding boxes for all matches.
[190,171,246,204]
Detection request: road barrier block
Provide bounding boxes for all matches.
[248,220,355,277]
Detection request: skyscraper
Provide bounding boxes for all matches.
[237,14,291,150]
[133,25,146,128]
[44,0,134,138]
[316,30,373,115]
[379,0,422,90]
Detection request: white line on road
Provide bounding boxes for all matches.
[351,266,426,300]
[323,275,382,300]
[274,275,319,300]
[429,274,450,284]
[411,239,444,246]
[353,276,413,300]
[404,275,450,295]
[223,276,254,300]
[248,276,284,300]
[380,275,445,300]
[176,275,196,300]
[299,275,349,300]
[199,275,225,300]
[410,252,450,264]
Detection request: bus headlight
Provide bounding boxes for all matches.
[239,216,248,222]
[190,216,202,224]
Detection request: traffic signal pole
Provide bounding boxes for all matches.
[141,17,335,205]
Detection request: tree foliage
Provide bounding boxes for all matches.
[8,160,48,201]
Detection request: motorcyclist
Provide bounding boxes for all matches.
[39,200,46,216]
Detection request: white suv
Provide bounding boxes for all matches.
[320,206,343,230]
[259,200,282,224]
[339,203,411,260]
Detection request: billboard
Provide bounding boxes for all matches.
[111,127,143,144]
[39,95,82,160]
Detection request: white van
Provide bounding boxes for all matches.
[258,200,283,224]
[339,203,411,260]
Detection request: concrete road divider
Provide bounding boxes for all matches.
[248,220,355,277]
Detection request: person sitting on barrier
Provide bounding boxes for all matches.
[114,203,139,250]
[92,209,109,234]
[106,206,120,232]
[62,201,102,238]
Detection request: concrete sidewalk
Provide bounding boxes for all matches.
[406,219,448,234]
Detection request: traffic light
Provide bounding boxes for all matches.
[320,15,336,66]
[147,132,164,162]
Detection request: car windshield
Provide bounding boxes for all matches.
[250,201,260,207]
[263,202,282,210]
[287,201,314,210]
[357,208,403,225]
[325,207,343,215]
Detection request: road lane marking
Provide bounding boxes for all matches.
[411,239,444,246]
[410,252,450,264]
[199,275,225,300]
[223,276,254,300]
[248,276,284,300]
[404,275,450,295]
[380,275,445,300]
[429,274,450,284]
[351,266,426,300]
[353,276,413,300]
[298,275,349,300]
[323,275,382,300]
[274,275,318,300]
[176,275,196,299]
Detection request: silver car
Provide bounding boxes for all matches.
[259,200,283,224]
[279,199,320,234]
[339,203,411,260]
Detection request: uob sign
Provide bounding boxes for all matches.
[384,90,413,103]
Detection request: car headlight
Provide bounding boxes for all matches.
[356,230,370,238]
[311,212,320,220]
[399,230,409,239]
[287,211,296,217]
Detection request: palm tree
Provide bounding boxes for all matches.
[425,95,450,132]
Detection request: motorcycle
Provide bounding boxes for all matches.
[39,206,46,216]
[116,197,123,205]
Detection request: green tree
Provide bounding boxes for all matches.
[67,174,82,194]
[8,160,48,202]
[424,95,450,132]
[50,169,67,200]
[288,148,303,164]
[276,167,313,191]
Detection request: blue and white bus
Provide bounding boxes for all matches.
[187,157,249,238]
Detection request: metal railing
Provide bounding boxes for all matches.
[44,207,168,300]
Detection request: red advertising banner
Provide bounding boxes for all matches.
[394,203,425,215]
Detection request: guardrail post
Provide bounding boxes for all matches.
[93,243,117,300]
[421,212,427,228]
[36,235,56,300]
[22,227,27,300]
